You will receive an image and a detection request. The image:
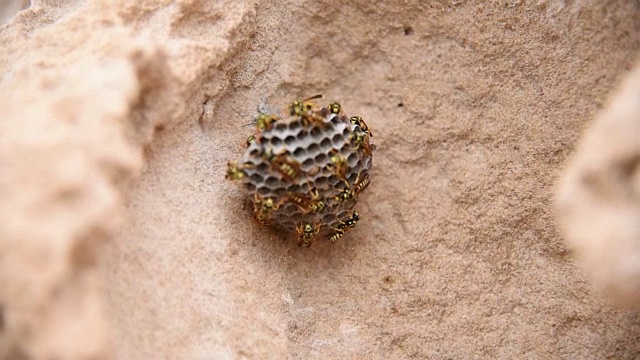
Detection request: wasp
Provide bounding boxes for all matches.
[296,223,320,248]
[349,116,373,138]
[242,100,280,130]
[254,112,280,131]
[307,187,326,213]
[253,193,284,226]
[263,148,303,183]
[241,112,280,145]
[329,101,342,115]
[333,185,355,204]
[287,187,326,214]
[339,211,360,230]
[327,211,360,243]
[327,149,349,182]
[349,131,375,157]
[289,94,323,116]
[289,95,328,127]
[327,228,344,243]
[353,171,371,195]
[225,161,246,181]
[286,191,309,210]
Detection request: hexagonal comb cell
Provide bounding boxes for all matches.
[226,97,375,248]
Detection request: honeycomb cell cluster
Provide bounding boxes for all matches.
[226,96,375,247]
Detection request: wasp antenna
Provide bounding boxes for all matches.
[304,94,324,101]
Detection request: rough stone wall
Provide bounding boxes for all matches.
[556,63,640,310]
[0,1,638,359]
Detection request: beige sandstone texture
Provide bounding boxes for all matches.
[0,0,639,359]
[556,63,640,310]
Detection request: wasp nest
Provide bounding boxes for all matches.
[226,96,375,247]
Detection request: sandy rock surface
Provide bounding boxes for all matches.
[0,1,639,359]
[556,62,640,310]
